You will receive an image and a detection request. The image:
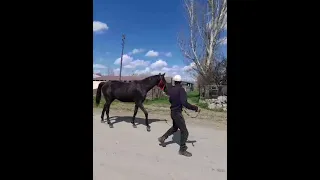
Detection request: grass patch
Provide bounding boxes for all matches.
[187,91,200,104]
[187,90,200,98]
[197,102,208,109]
[93,90,224,111]
[144,96,169,105]
[212,108,225,112]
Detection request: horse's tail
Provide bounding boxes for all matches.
[95,82,106,106]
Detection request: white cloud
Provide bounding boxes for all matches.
[93,21,109,32]
[113,68,120,76]
[114,54,150,69]
[128,48,145,55]
[219,37,227,45]
[114,54,134,65]
[217,37,227,46]
[161,65,180,73]
[134,64,196,82]
[182,62,196,71]
[150,59,168,69]
[94,69,101,74]
[134,67,151,75]
[165,52,172,57]
[145,50,159,57]
[221,37,227,45]
[93,64,107,69]
[161,67,171,72]
[124,59,150,69]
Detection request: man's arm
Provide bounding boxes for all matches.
[179,88,198,111]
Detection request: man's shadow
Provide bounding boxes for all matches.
[106,116,167,127]
[162,130,197,147]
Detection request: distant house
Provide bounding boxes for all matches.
[93,73,101,78]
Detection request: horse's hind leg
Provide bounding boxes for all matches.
[105,102,113,128]
[105,97,115,128]
[131,104,139,128]
[101,103,107,123]
[138,103,150,132]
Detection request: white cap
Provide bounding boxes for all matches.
[173,75,182,82]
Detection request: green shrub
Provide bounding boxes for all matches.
[197,102,208,109]
[187,91,200,103]
[187,91,199,98]
[212,108,225,112]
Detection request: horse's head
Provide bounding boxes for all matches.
[156,73,167,90]
[142,73,167,91]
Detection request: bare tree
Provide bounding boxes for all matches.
[178,0,227,86]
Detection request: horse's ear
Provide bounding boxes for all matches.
[162,73,166,76]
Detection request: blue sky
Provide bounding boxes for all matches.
[93,0,227,81]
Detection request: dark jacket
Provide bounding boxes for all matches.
[168,84,198,112]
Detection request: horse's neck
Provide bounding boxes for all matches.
[145,81,157,92]
[141,79,158,92]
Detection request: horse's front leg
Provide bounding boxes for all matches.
[138,103,150,132]
[132,104,139,128]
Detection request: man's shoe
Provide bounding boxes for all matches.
[158,137,166,147]
[179,150,192,157]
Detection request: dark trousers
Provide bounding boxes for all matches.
[162,110,189,151]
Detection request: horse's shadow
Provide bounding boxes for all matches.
[162,130,197,147]
[106,116,167,126]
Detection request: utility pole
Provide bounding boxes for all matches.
[119,34,126,81]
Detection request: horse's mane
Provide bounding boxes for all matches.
[142,74,159,80]
[138,74,160,83]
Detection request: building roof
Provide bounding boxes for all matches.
[93,74,101,78]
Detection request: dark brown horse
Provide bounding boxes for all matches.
[95,73,167,132]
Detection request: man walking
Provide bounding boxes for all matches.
[158,75,200,157]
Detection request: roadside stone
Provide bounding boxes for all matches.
[208,103,216,109]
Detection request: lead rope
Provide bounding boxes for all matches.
[183,108,200,118]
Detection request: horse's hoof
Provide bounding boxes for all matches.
[146,126,151,132]
[132,124,137,128]
[109,124,114,128]
[101,120,104,123]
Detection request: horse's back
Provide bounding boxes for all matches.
[106,81,142,101]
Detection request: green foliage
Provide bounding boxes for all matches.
[197,102,208,109]
[187,91,199,98]
[187,91,200,103]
